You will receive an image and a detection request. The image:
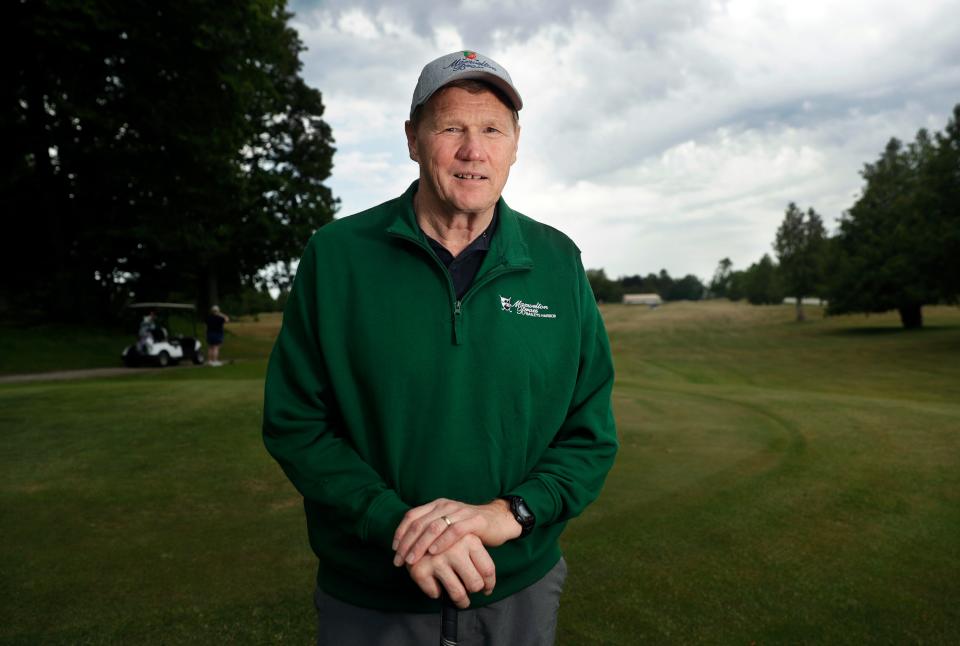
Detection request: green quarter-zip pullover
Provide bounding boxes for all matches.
[263,181,618,612]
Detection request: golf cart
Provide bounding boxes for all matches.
[121,302,205,367]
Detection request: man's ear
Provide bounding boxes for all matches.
[404,120,419,163]
[511,124,521,165]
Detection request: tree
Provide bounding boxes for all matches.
[925,105,960,299]
[667,274,705,301]
[727,269,747,301]
[586,269,623,303]
[827,105,960,329]
[620,272,662,295]
[2,0,337,321]
[774,202,827,321]
[709,257,734,298]
[619,270,703,301]
[742,254,783,305]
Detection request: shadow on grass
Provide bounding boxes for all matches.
[823,324,960,337]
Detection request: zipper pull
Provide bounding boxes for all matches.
[453,300,463,345]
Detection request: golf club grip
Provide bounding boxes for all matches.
[440,591,459,646]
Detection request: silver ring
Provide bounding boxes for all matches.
[441,515,452,527]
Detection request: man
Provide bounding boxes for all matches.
[137,310,157,353]
[205,305,230,366]
[263,50,618,645]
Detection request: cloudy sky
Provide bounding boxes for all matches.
[288,0,959,281]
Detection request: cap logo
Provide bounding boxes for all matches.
[445,51,496,73]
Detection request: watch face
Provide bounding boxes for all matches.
[504,496,535,537]
[515,498,533,521]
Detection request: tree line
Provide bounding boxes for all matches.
[2,0,337,323]
[587,268,705,304]
[592,104,959,329]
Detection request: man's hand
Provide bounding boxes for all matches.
[392,497,521,567]
[406,533,496,609]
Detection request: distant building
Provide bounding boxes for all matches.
[623,293,662,307]
[782,297,828,306]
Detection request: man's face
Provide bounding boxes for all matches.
[405,86,520,218]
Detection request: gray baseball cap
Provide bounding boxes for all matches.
[410,50,523,118]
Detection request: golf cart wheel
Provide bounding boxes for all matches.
[123,353,138,368]
[193,351,205,365]
[157,351,170,368]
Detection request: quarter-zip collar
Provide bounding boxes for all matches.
[387,180,534,345]
[386,180,534,270]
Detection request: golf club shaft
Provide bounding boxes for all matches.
[440,590,459,646]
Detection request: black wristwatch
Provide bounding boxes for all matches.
[501,495,535,538]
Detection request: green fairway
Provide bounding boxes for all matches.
[0,313,273,376]
[0,323,132,375]
[1,303,958,644]
[562,302,960,644]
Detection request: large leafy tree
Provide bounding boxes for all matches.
[827,105,959,329]
[2,0,337,321]
[775,202,826,321]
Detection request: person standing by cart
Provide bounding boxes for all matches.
[205,305,229,366]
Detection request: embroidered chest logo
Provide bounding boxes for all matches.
[499,295,557,319]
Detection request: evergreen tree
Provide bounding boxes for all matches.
[775,203,827,321]
[827,105,960,329]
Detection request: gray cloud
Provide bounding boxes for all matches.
[287,0,960,279]
[289,0,676,49]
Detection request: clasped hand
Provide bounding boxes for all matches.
[392,498,522,608]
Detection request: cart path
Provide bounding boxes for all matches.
[0,364,205,384]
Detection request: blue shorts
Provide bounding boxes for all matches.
[206,332,224,346]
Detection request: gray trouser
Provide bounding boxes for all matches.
[315,558,567,646]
